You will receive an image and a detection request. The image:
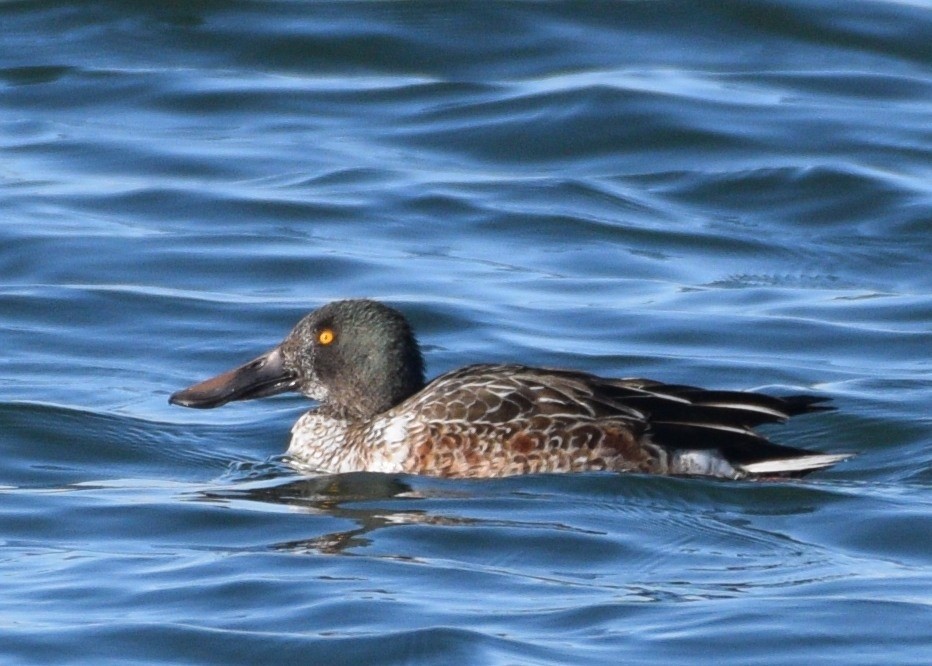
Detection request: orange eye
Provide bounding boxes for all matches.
[318,328,335,345]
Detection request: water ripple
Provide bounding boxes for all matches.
[2,1,930,664]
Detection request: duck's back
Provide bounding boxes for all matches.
[391,364,670,477]
[388,364,841,479]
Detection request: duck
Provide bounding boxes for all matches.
[169,299,852,479]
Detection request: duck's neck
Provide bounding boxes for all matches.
[333,373,423,420]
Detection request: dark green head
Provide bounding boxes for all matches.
[170,299,426,418]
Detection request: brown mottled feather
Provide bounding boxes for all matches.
[391,365,661,478]
[376,364,834,478]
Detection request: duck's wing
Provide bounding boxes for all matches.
[587,376,850,475]
[598,376,833,425]
[399,364,849,478]
[408,364,647,423]
[395,364,654,476]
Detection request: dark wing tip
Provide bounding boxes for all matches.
[780,395,835,416]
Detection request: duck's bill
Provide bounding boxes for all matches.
[169,347,299,409]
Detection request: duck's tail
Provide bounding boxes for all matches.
[601,379,853,479]
[669,447,854,479]
[736,452,855,478]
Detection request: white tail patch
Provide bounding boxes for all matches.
[739,453,854,475]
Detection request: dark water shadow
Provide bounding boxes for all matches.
[193,471,431,554]
[190,467,618,557]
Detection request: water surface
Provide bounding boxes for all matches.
[2,1,930,664]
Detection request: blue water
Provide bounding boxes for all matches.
[2,1,931,663]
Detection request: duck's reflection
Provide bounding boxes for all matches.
[197,468,475,555]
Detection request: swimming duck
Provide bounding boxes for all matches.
[170,299,851,479]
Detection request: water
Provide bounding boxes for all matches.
[2,1,930,663]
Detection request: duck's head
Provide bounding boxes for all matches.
[169,299,425,418]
